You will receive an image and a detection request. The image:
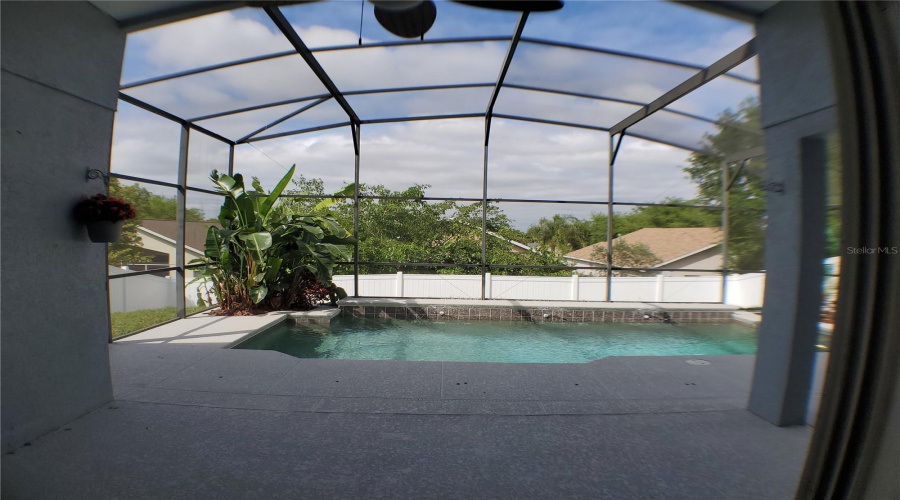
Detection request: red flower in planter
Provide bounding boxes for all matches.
[74,193,137,223]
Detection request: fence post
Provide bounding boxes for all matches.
[723,274,731,305]
[396,272,404,298]
[485,272,492,299]
[571,272,580,300]
[655,274,665,302]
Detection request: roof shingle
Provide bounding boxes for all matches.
[565,227,722,264]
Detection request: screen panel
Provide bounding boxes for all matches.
[125,55,329,120]
[193,101,323,142]
[233,127,356,195]
[110,102,182,184]
[109,269,179,339]
[494,87,639,130]
[187,133,231,188]
[487,118,608,202]
[107,181,178,273]
[520,1,755,68]
[248,98,350,139]
[281,0,519,47]
[506,42,698,105]
[611,135,699,205]
[359,119,485,198]
[121,8,292,84]
[315,42,509,92]
[348,87,492,121]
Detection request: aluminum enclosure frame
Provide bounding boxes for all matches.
[108,4,764,315]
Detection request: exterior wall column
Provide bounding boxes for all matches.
[1,1,126,450]
[748,0,837,426]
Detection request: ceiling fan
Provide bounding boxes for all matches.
[370,1,564,39]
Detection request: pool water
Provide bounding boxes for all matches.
[233,316,759,363]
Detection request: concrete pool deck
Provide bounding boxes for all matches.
[3,313,828,498]
[111,310,826,419]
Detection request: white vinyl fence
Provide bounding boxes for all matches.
[108,266,208,313]
[332,273,767,308]
[109,268,766,312]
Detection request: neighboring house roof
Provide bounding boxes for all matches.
[139,219,220,253]
[564,227,723,264]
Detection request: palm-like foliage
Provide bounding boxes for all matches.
[191,165,355,313]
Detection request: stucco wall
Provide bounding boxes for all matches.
[1,2,125,451]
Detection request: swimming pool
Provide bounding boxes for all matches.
[233,316,759,363]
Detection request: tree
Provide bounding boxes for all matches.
[279,181,567,276]
[525,215,592,254]
[590,240,661,276]
[683,97,766,270]
[583,202,720,245]
[109,178,205,221]
[519,99,767,271]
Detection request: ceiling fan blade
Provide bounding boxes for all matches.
[452,1,564,12]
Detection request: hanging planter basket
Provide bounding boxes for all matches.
[74,193,135,243]
[86,220,125,243]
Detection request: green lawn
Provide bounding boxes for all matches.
[111,306,208,339]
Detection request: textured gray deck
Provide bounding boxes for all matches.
[2,344,827,499]
[108,343,826,417]
[2,401,812,499]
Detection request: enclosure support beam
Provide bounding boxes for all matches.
[721,161,730,303]
[606,132,625,302]
[484,12,528,143]
[191,82,735,131]
[609,39,757,136]
[118,92,235,145]
[480,142,489,299]
[352,124,361,298]
[520,37,758,84]
[175,125,190,319]
[265,6,360,125]
[481,12,529,299]
[236,97,331,143]
[227,144,234,177]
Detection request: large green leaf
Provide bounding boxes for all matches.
[210,170,245,199]
[235,195,259,230]
[314,183,356,211]
[260,165,295,220]
[218,196,239,227]
[295,223,324,241]
[239,232,272,263]
[263,257,283,282]
[204,227,225,259]
[318,242,352,261]
[314,217,351,238]
[249,284,268,304]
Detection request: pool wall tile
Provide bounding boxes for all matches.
[338,304,737,324]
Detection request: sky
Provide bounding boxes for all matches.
[111,0,758,230]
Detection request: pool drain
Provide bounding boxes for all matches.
[686,359,711,365]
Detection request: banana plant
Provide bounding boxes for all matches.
[190,165,355,313]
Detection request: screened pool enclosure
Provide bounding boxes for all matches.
[106,1,765,326]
